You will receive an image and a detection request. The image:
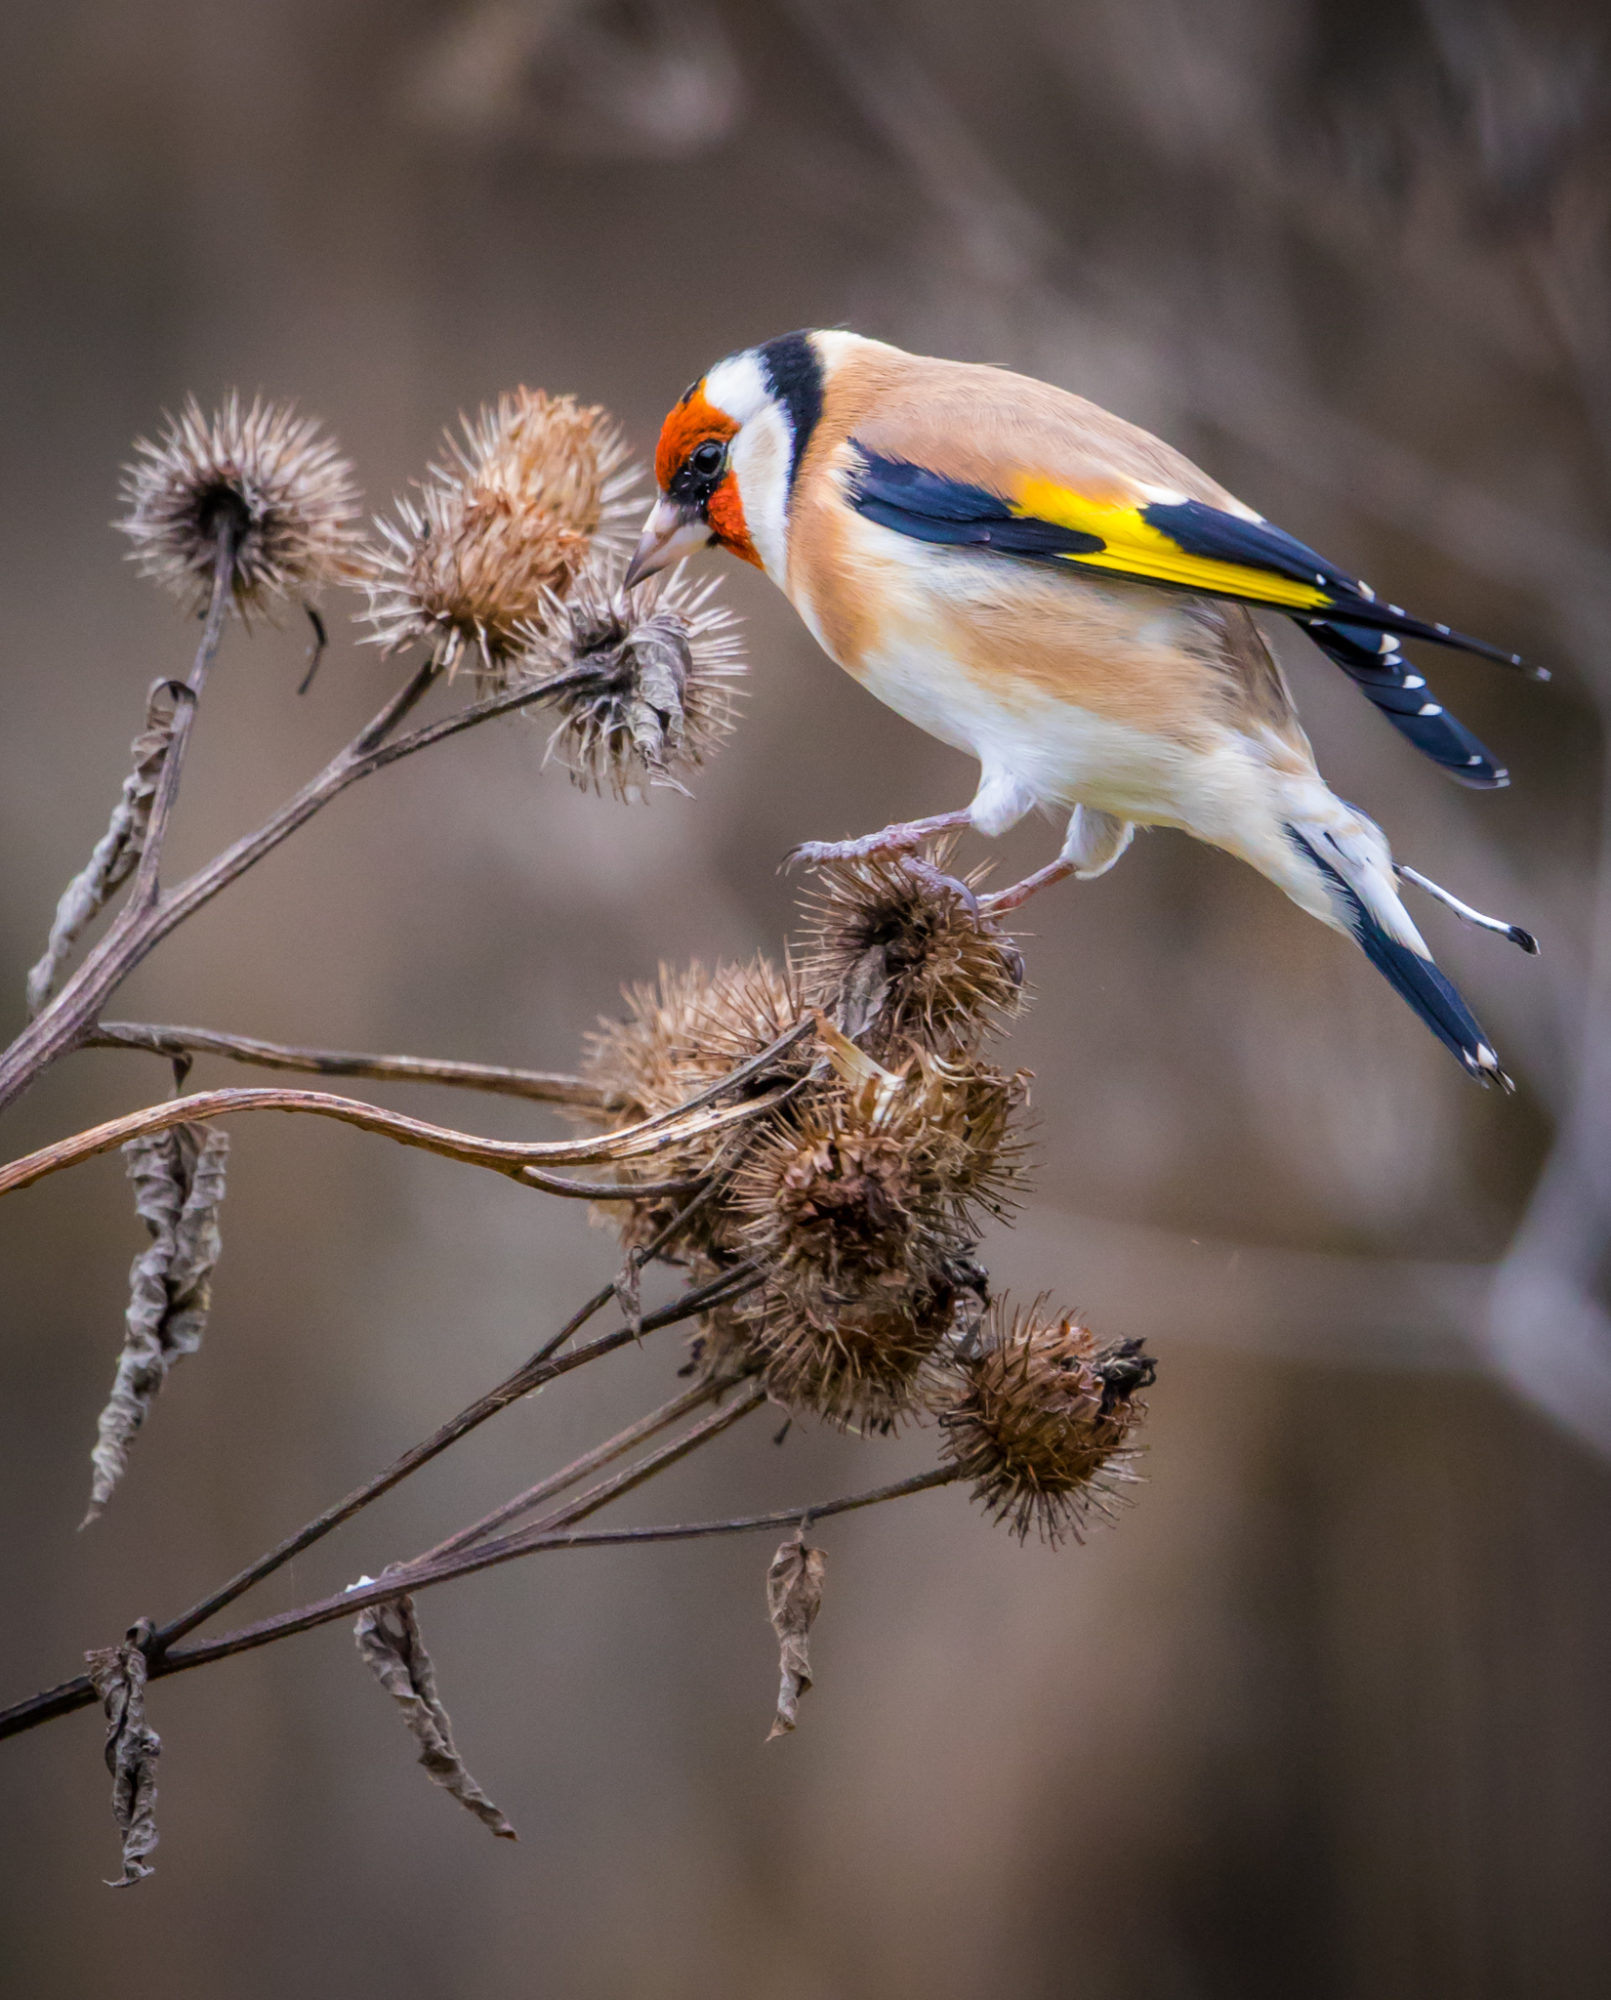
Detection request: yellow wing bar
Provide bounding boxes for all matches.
[1010,475,1332,613]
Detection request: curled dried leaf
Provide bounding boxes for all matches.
[765,1529,827,1740]
[85,1623,161,1887]
[26,687,176,1016]
[85,1122,229,1523]
[354,1589,517,1840]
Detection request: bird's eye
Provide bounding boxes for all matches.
[690,440,726,479]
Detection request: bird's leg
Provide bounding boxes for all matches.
[786,809,974,870]
[980,856,1077,915]
[981,807,1134,914]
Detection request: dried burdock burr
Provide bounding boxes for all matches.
[578,955,807,1257]
[511,558,744,797]
[710,1268,984,1432]
[939,1299,1155,1543]
[360,388,639,674]
[117,393,362,615]
[797,845,1025,1051]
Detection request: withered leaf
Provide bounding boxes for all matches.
[354,1590,517,1840]
[765,1530,827,1740]
[85,1623,161,1887]
[622,613,691,776]
[85,1121,229,1523]
[26,686,175,1017]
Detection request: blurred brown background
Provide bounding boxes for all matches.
[3,2,1611,1994]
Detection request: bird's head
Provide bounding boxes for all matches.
[625,331,830,590]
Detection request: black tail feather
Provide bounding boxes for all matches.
[1287,826,1512,1089]
[1302,618,1508,788]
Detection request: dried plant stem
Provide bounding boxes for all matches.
[145,1459,962,1679]
[126,534,237,913]
[0,657,609,1121]
[416,1377,728,1565]
[440,1384,770,1556]
[1,1453,958,1741]
[0,1261,762,1744]
[0,1078,785,1203]
[88,1022,614,1111]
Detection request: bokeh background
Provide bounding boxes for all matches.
[3,2,1611,1994]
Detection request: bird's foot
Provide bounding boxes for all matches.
[980,857,1077,916]
[783,810,972,873]
[899,854,981,919]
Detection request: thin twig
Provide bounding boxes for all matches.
[1,1461,958,1735]
[0,1262,765,1743]
[88,1023,615,1110]
[153,1461,961,1678]
[0,1080,786,1202]
[0,657,601,1120]
[423,1382,767,1568]
[147,1260,760,1651]
[127,532,237,913]
[414,1377,727,1565]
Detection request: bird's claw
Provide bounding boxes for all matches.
[783,828,930,872]
[899,854,980,919]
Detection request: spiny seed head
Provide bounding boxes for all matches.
[724,1025,1025,1300]
[699,1271,981,1431]
[511,559,744,798]
[939,1300,1155,1544]
[359,388,640,671]
[582,957,803,1122]
[117,393,362,615]
[797,845,1025,1053]
[578,956,806,1259]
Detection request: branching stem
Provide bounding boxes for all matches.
[0,657,608,1120]
[88,1023,614,1110]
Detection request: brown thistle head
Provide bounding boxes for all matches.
[699,1267,985,1432]
[360,388,639,673]
[578,956,806,1260]
[938,1299,1155,1544]
[509,559,743,798]
[117,393,362,615]
[796,846,1025,1053]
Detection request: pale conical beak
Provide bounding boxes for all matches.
[624,495,711,589]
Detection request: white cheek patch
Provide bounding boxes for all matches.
[704,347,796,586]
[728,406,791,583]
[702,350,773,426]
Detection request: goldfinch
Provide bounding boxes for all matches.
[625,330,1539,1087]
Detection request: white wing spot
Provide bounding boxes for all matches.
[1418,703,1443,716]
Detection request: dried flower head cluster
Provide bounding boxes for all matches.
[580,855,1054,1435]
[361,389,639,673]
[118,394,362,614]
[514,561,744,797]
[938,1301,1154,1543]
[581,956,807,1256]
[797,847,1025,1053]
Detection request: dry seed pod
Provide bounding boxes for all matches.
[579,956,806,1258]
[360,388,639,673]
[939,1299,1154,1543]
[512,559,744,797]
[797,846,1024,1051]
[702,1281,953,1431]
[118,394,362,614]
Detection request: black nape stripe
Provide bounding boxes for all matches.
[758,331,825,490]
